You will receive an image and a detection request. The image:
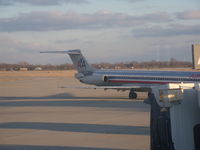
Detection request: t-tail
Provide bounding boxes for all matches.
[40,49,95,74]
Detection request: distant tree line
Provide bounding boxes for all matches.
[0,58,192,71]
[0,61,74,71]
[93,58,192,69]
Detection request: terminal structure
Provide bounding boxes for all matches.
[192,44,200,70]
[145,83,200,150]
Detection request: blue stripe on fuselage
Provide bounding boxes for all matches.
[93,69,200,78]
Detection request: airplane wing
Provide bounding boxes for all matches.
[59,85,151,92]
[59,84,195,92]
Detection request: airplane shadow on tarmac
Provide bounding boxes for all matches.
[0,92,128,100]
[0,122,150,135]
[0,145,125,150]
[0,93,150,111]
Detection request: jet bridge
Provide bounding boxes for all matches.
[145,83,200,150]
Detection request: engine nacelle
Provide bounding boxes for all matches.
[103,76,108,82]
[75,73,84,79]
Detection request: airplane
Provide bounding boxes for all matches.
[41,49,200,99]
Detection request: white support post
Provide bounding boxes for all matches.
[195,83,200,109]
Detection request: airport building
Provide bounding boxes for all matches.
[192,44,200,69]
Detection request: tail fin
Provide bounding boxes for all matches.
[40,49,95,74]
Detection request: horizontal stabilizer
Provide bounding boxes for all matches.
[41,49,95,73]
[40,49,81,55]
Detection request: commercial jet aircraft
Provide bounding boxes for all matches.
[41,49,200,99]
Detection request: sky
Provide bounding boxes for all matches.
[0,0,200,64]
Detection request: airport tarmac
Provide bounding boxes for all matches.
[0,71,150,150]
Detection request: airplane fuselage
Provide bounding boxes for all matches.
[41,49,200,99]
[77,69,200,87]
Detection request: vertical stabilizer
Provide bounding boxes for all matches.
[40,49,95,74]
[67,49,95,74]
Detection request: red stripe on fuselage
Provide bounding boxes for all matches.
[108,80,178,84]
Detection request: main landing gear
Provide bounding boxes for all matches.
[129,89,152,99]
[129,91,137,99]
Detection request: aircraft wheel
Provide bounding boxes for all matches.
[148,92,152,97]
[129,92,137,99]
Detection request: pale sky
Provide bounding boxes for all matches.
[0,0,200,64]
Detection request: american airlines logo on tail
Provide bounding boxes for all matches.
[77,58,86,68]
